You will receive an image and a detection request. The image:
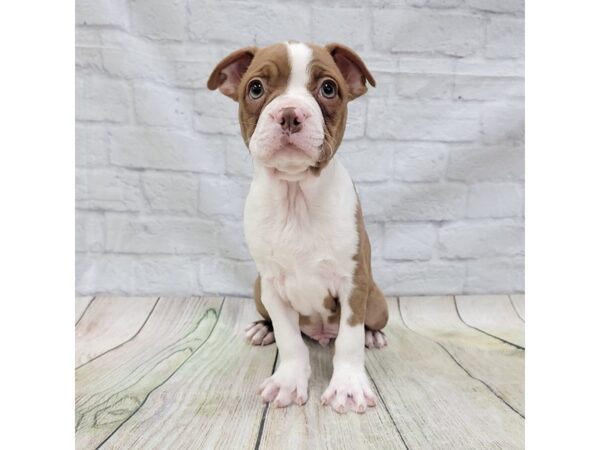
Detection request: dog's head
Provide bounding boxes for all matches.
[207,42,375,180]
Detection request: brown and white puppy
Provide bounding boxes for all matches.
[208,41,388,414]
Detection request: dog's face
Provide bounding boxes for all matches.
[207,42,375,179]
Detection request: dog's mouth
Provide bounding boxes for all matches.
[277,135,318,156]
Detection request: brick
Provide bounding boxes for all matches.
[395,74,454,100]
[367,99,479,141]
[467,183,524,218]
[407,0,463,8]
[393,143,447,182]
[447,144,524,181]
[76,168,142,211]
[76,125,110,167]
[466,0,524,13]
[198,176,249,218]
[173,58,223,89]
[103,48,176,84]
[454,58,524,78]
[76,253,135,294]
[189,2,310,45]
[141,172,198,214]
[362,54,403,73]
[373,260,465,295]
[481,102,524,144]
[465,257,524,293]
[134,256,200,294]
[198,258,256,296]
[102,38,224,89]
[131,0,187,40]
[76,47,103,71]
[453,75,523,101]
[438,221,524,258]
[134,83,193,129]
[366,71,454,100]
[76,212,104,252]
[106,216,217,254]
[194,90,240,135]
[373,10,484,57]
[358,183,467,221]
[109,128,226,173]
[338,141,393,182]
[485,18,524,59]
[311,7,369,50]
[76,0,129,28]
[218,221,252,260]
[383,223,437,260]
[76,77,131,123]
[75,28,102,47]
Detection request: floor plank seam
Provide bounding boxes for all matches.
[365,365,411,449]
[76,296,161,370]
[253,349,279,450]
[76,296,96,326]
[509,295,525,322]
[396,298,525,420]
[435,343,525,419]
[93,297,226,450]
[453,296,525,351]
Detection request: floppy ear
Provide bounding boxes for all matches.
[207,47,257,101]
[325,43,376,100]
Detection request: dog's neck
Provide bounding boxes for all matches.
[251,156,341,214]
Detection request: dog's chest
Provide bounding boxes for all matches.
[244,166,358,316]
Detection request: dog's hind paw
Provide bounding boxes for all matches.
[365,329,387,349]
[244,320,275,346]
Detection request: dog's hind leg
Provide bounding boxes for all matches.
[364,282,388,349]
[245,275,275,345]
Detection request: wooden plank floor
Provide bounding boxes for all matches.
[75,295,525,450]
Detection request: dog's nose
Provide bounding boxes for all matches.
[277,107,305,134]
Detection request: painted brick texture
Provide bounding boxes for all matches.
[76,0,524,296]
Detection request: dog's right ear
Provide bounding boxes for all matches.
[207,47,257,101]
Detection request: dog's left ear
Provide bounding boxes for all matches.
[325,43,376,100]
[207,47,257,101]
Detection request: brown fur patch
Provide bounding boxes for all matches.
[207,43,291,146]
[323,293,338,312]
[306,44,375,175]
[347,196,388,329]
[299,314,313,327]
[237,44,291,145]
[306,44,348,175]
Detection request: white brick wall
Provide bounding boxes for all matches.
[76,0,524,296]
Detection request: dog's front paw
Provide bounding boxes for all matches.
[258,362,310,407]
[321,366,377,414]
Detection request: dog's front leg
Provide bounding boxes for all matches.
[321,282,377,414]
[257,278,311,407]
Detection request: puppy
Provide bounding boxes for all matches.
[207,41,388,414]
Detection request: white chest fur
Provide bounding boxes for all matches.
[244,158,358,318]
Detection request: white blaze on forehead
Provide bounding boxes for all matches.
[285,42,312,93]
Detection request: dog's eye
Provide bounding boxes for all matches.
[248,80,264,99]
[320,80,337,99]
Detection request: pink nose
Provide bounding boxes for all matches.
[276,107,305,134]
